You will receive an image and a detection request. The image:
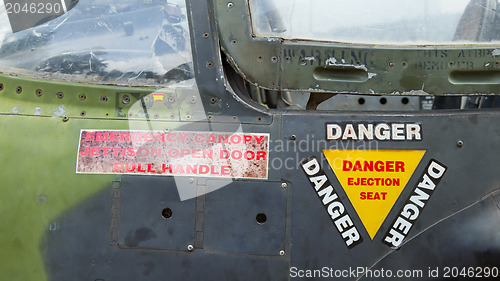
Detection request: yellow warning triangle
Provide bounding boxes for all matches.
[323,149,425,239]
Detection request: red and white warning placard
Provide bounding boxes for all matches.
[76,130,269,179]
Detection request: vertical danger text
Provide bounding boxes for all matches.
[301,157,363,248]
[383,159,447,248]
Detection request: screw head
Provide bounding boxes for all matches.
[122,95,130,104]
[187,244,194,251]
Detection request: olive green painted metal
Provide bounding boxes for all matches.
[215,0,500,95]
[0,73,156,120]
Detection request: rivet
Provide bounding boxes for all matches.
[290,135,296,140]
[457,140,464,147]
[62,115,69,122]
[227,2,233,8]
[122,95,130,104]
[57,92,64,99]
[101,96,108,103]
[79,94,86,100]
[279,250,285,256]
[281,182,287,188]
[187,244,194,251]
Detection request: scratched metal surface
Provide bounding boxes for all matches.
[281,111,500,279]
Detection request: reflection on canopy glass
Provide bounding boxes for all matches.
[250,0,500,45]
[0,0,192,86]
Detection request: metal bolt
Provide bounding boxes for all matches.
[281,182,287,189]
[122,95,130,104]
[227,2,233,8]
[187,244,194,251]
[457,140,464,147]
[279,250,285,256]
[62,115,69,122]
[290,135,296,140]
